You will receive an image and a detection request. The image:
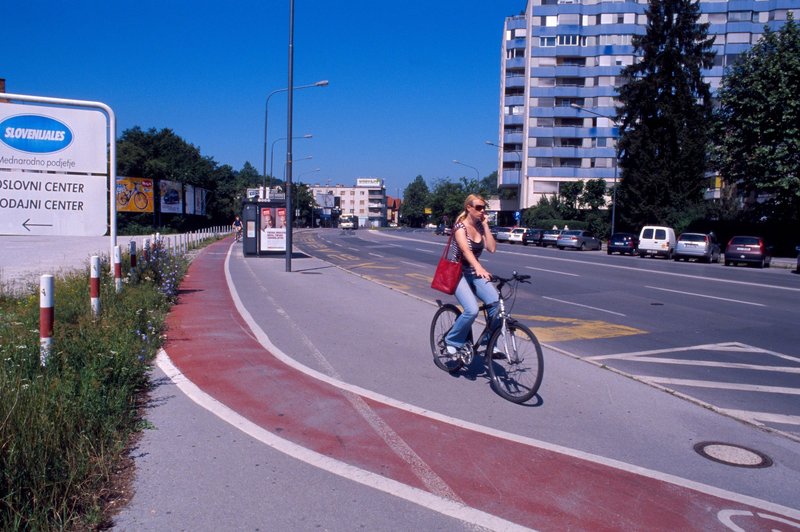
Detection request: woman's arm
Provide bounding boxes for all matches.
[482,218,496,253]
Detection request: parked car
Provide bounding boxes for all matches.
[540,229,562,247]
[434,223,451,236]
[607,232,639,255]
[724,236,772,268]
[796,245,800,273]
[557,230,602,251]
[508,228,527,244]
[638,225,677,259]
[494,226,514,242]
[522,228,545,246]
[674,233,720,263]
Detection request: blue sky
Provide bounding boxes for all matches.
[4,1,526,197]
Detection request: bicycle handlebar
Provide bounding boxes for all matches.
[491,271,531,285]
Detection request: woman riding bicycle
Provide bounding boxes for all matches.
[444,194,499,357]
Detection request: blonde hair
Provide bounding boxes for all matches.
[455,194,486,224]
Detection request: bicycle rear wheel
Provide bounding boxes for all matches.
[430,304,464,373]
[486,320,543,403]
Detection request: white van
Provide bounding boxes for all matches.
[638,225,676,259]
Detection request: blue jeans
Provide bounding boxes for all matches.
[445,271,499,349]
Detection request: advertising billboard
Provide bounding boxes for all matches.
[259,206,286,251]
[115,177,154,213]
[159,179,183,214]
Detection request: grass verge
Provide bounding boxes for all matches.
[0,240,189,530]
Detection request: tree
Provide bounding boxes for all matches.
[558,180,584,220]
[581,179,608,212]
[712,14,800,224]
[401,175,430,227]
[429,179,467,225]
[615,0,715,231]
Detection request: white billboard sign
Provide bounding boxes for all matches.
[0,103,107,174]
[0,100,108,236]
[0,170,107,235]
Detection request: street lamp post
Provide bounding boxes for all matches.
[262,80,327,187]
[452,159,480,181]
[270,134,312,184]
[570,103,620,236]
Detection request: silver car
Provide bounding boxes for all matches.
[540,229,562,247]
[556,230,602,251]
[495,227,514,242]
[674,233,720,263]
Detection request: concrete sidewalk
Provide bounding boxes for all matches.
[113,237,800,530]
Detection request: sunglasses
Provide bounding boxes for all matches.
[471,204,486,211]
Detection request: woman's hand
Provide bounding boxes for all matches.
[475,264,492,280]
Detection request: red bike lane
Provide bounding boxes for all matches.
[163,239,799,531]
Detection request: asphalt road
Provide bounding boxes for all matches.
[294,228,800,442]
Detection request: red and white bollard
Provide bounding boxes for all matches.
[90,255,101,318]
[114,245,122,293]
[40,274,54,366]
[129,240,137,268]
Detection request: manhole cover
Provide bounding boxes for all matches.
[694,442,773,468]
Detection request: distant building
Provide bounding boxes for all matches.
[309,178,387,228]
[496,0,798,210]
[386,196,402,225]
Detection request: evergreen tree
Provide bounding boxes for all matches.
[401,175,430,227]
[615,0,715,231]
[713,14,800,224]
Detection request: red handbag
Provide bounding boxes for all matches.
[431,230,462,294]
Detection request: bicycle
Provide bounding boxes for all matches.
[117,183,149,210]
[429,272,544,404]
[234,226,243,242]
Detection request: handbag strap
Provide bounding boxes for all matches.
[439,228,457,261]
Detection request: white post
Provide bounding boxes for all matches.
[90,255,101,318]
[40,275,54,366]
[113,245,122,293]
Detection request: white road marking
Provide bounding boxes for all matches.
[719,409,800,427]
[646,286,766,307]
[217,244,800,521]
[639,376,800,395]
[415,248,435,254]
[370,231,800,293]
[525,266,579,277]
[542,296,626,317]
[369,252,384,258]
[347,247,359,252]
[598,355,800,373]
[587,342,800,362]
[401,261,424,268]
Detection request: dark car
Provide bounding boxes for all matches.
[607,232,639,255]
[163,189,180,204]
[724,236,772,268]
[522,228,545,246]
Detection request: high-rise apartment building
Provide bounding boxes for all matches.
[497,0,798,210]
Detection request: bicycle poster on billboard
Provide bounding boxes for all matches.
[115,177,154,213]
[160,179,183,214]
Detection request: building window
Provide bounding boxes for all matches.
[539,36,556,47]
[559,13,580,25]
[557,34,580,46]
[728,11,752,22]
[535,158,554,168]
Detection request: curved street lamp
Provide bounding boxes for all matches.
[270,134,312,185]
[452,159,480,181]
[262,80,328,185]
[570,103,620,236]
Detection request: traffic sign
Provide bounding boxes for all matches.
[0,100,108,236]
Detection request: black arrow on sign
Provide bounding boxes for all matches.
[22,219,53,231]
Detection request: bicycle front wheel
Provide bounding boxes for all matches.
[133,191,148,210]
[487,320,543,403]
[430,304,464,373]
